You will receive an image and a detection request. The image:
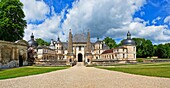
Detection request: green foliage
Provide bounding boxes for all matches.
[0,0,27,42]
[36,38,50,46]
[104,37,170,58]
[118,38,154,58]
[97,62,170,78]
[0,66,69,80]
[132,38,154,58]
[156,43,170,58]
[104,37,117,49]
[137,58,143,62]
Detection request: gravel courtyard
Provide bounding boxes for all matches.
[0,63,170,88]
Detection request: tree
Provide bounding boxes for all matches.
[156,43,170,58]
[0,0,26,42]
[104,37,117,49]
[153,45,158,56]
[132,38,154,58]
[144,40,154,57]
[36,38,50,46]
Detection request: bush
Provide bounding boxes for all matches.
[137,58,143,62]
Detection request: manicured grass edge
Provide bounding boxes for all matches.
[0,66,69,80]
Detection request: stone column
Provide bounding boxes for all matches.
[85,31,92,64]
[16,49,19,60]
[67,29,74,65]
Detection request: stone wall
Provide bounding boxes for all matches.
[35,60,67,66]
[0,40,28,69]
[91,59,137,66]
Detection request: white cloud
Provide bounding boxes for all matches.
[140,11,145,16]
[21,0,170,44]
[106,17,170,43]
[61,0,170,44]
[164,16,170,25]
[152,16,161,24]
[23,6,67,42]
[21,0,50,22]
[62,0,146,38]
[22,0,67,42]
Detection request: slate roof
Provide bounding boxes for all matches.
[73,33,87,42]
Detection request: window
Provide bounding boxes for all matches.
[69,59,72,62]
[123,54,125,58]
[79,46,81,51]
[96,57,98,59]
[134,47,135,51]
[134,54,136,58]
[87,59,90,62]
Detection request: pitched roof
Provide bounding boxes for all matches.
[73,33,87,42]
[101,49,113,54]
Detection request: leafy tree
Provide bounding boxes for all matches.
[153,45,158,56]
[0,0,26,42]
[144,40,154,57]
[36,38,50,46]
[104,37,170,58]
[156,43,170,58]
[104,37,117,49]
[132,38,154,58]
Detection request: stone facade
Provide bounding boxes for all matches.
[36,46,59,66]
[101,46,136,63]
[36,30,136,66]
[0,40,28,68]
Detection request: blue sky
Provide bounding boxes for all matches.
[21,0,170,44]
[134,0,170,27]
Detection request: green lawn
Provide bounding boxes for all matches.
[97,62,170,78]
[0,66,69,80]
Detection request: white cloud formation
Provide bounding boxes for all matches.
[21,0,170,44]
[152,16,161,24]
[62,0,146,38]
[23,14,61,41]
[21,0,68,42]
[61,0,170,44]
[21,0,50,22]
[164,16,170,25]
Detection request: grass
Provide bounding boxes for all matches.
[97,62,170,78]
[0,66,69,80]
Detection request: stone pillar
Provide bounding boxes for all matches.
[85,31,92,64]
[67,29,74,65]
[86,31,91,53]
[68,29,73,54]
[12,47,15,60]
[16,49,19,60]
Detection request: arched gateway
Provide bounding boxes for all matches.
[78,53,83,62]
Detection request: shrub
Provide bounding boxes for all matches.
[137,58,143,62]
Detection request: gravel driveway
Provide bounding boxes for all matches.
[0,62,170,88]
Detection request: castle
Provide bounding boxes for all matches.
[0,29,136,68]
[31,29,136,66]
